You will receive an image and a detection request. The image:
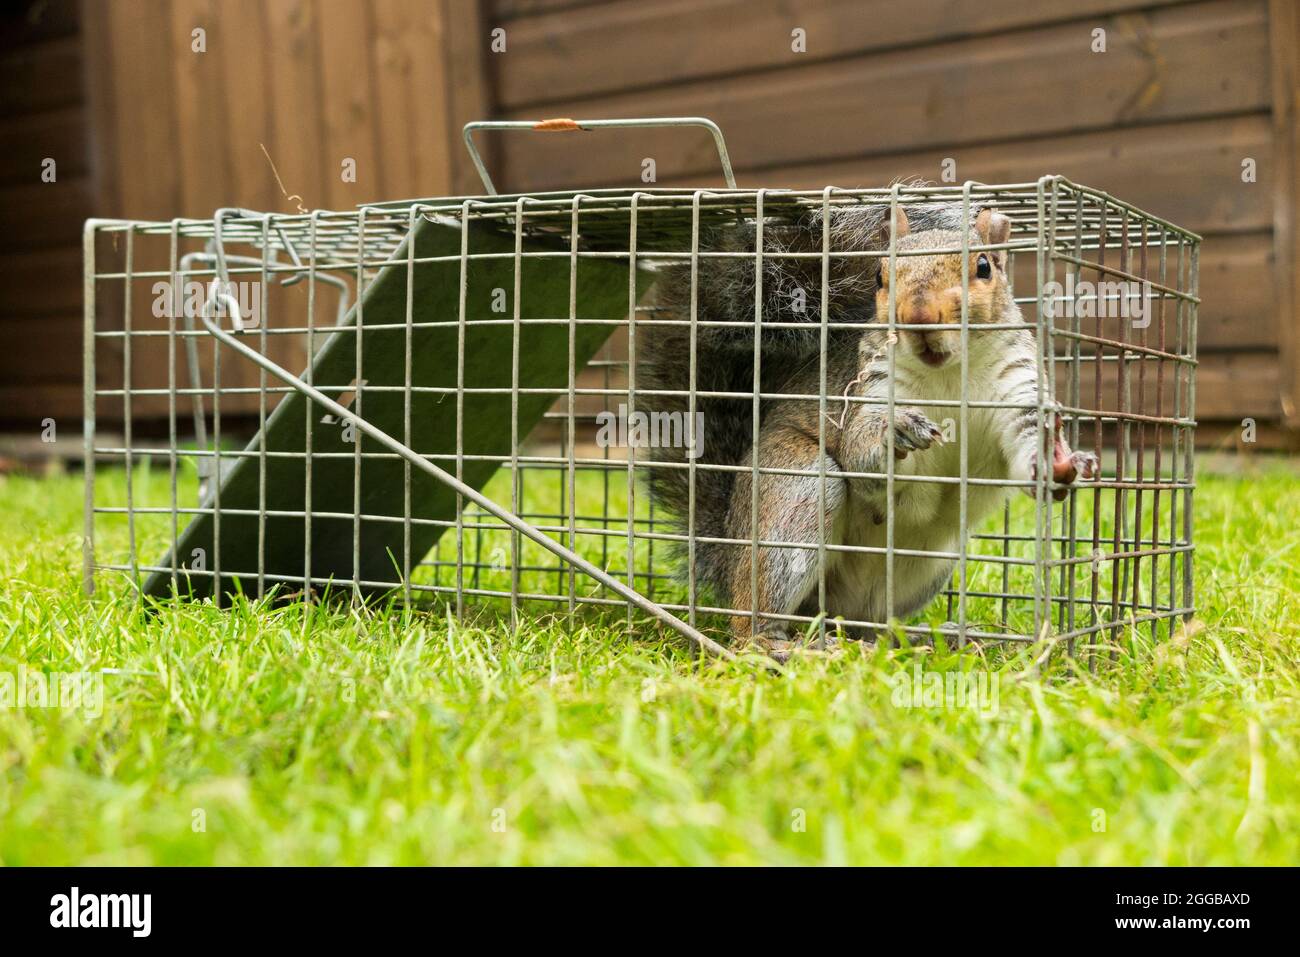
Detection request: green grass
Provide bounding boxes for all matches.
[1,462,1298,865]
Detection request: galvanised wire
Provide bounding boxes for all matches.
[83,161,1201,664]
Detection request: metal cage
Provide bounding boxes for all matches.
[83,118,1199,664]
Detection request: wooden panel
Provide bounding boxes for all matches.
[665,116,1273,237]
[1083,350,1281,420]
[0,106,86,185]
[0,315,82,384]
[170,0,234,218]
[1188,353,1280,420]
[83,0,473,214]
[218,0,278,211]
[2,2,107,429]
[370,0,453,200]
[496,0,1195,109]
[497,0,1271,191]
[0,177,91,251]
[0,33,81,115]
[0,384,81,424]
[494,0,608,21]
[98,0,182,219]
[0,246,82,317]
[1270,0,1300,427]
[317,0,382,207]
[66,0,481,428]
[443,0,495,195]
[1197,420,1299,450]
[262,0,328,214]
[1196,233,1276,352]
[0,0,79,50]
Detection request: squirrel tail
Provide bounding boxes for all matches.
[635,318,764,602]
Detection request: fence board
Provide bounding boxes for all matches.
[686,116,1274,237]
[0,106,86,185]
[496,0,1196,109]
[497,0,1271,191]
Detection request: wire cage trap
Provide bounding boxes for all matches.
[83,117,1199,662]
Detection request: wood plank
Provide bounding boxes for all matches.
[497,0,1272,192]
[1189,353,1280,421]
[1269,0,1300,428]
[0,383,81,428]
[442,0,493,195]
[262,0,328,213]
[0,177,91,251]
[0,315,82,385]
[0,105,86,185]
[674,115,1273,237]
[370,0,454,199]
[0,32,81,115]
[0,245,82,317]
[497,0,1195,109]
[493,0,609,21]
[0,0,79,50]
[99,0,181,219]
[316,0,382,207]
[1195,232,1276,352]
[1078,350,1280,421]
[80,0,119,217]
[1043,230,1274,354]
[1197,420,1299,451]
[218,0,278,211]
[171,0,234,219]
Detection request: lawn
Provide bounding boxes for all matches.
[1,461,1297,865]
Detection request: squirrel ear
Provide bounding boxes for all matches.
[974,208,1011,245]
[975,208,1011,267]
[889,206,911,240]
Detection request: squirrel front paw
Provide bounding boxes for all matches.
[888,408,944,461]
[1024,413,1100,500]
[1029,450,1100,500]
[1024,431,1097,501]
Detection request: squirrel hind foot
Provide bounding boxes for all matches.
[740,625,842,663]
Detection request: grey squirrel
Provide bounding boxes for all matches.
[637,201,1099,659]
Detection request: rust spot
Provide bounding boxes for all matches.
[533,118,582,132]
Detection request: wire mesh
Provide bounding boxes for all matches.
[84,178,1199,662]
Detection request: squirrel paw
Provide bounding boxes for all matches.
[1029,449,1101,501]
[1024,413,1100,500]
[746,628,840,663]
[889,409,944,461]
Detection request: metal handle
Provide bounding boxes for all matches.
[462,116,737,195]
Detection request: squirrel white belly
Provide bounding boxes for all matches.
[639,202,1098,659]
[828,342,1031,629]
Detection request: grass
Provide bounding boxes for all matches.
[1,461,1298,865]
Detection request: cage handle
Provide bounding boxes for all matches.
[462,117,738,195]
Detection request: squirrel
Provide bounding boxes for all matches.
[637,201,1099,660]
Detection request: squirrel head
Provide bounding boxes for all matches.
[873,206,1014,369]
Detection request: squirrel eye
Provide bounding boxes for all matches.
[976,254,992,280]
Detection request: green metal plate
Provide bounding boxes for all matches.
[144,214,649,601]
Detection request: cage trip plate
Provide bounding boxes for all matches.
[145,213,653,601]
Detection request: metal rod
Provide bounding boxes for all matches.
[462,117,738,195]
[195,309,734,661]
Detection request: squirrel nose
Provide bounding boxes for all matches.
[905,303,937,326]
